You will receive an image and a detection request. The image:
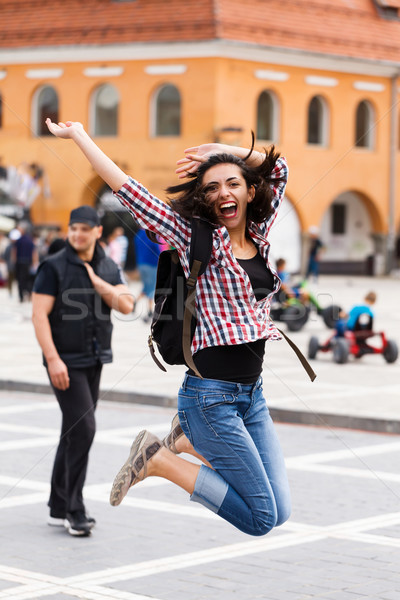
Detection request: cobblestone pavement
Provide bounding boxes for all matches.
[0,390,399,600]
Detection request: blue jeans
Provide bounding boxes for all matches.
[178,374,291,536]
[138,264,157,298]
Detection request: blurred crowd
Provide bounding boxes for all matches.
[0,219,165,315]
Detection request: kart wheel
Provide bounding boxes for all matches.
[383,340,398,364]
[282,305,309,332]
[270,306,283,322]
[333,338,349,364]
[308,336,319,359]
[322,305,342,329]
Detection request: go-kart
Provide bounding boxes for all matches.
[308,315,398,364]
[270,282,341,332]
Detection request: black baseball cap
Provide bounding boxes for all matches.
[69,205,100,228]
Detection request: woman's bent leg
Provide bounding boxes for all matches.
[178,375,288,536]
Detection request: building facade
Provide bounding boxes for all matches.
[0,0,399,274]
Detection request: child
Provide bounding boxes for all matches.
[335,291,376,336]
[346,291,376,331]
[276,258,309,302]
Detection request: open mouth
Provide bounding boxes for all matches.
[219,201,238,218]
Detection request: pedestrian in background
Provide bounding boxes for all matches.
[32,205,134,537]
[134,227,162,322]
[3,228,19,296]
[0,231,8,286]
[14,221,38,302]
[306,226,324,282]
[107,226,128,269]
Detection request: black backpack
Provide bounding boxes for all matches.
[148,217,214,379]
[147,217,316,382]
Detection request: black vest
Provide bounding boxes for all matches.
[40,241,120,368]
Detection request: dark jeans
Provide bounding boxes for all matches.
[48,363,102,516]
[306,256,319,280]
[15,263,32,302]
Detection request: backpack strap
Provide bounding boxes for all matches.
[276,326,317,382]
[182,218,214,378]
[182,259,203,378]
[148,336,167,372]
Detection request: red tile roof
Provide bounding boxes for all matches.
[0,0,399,64]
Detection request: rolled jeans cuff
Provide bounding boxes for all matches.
[190,464,228,513]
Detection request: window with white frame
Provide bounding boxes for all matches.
[153,84,181,137]
[32,85,59,136]
[91,84,119,136]
[256,90,278,142]
[355,100,375,149]
[307,95,329,146]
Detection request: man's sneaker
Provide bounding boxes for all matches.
[49,514,96,529]
[64,511,93,537]
[47,514,65,527]
[48,509,67,527]
[48,510,96,531]
[85,514,96,528]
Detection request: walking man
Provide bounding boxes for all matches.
[14,222,38,301]
[32,206,134,536]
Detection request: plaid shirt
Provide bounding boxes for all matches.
[115,157,288,354]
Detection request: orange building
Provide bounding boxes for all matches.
[0,0,399,274]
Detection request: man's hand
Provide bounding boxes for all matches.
[47,357,70,390]
[83,262,99,285]
[84,262,134,314]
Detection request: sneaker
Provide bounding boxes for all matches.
[48,515,65,527]
[64,511,93,537]
[109,430,162,507]
[48,510,96,529]
[48,509,67,527]
[85,514,96,527]
[162,413,184,454]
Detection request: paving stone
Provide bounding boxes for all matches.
[1,385,400,599]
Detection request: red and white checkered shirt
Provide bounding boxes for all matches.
[115,157,288,354]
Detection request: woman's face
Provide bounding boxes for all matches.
[201,163,254,231]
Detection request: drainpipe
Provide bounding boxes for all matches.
[387,71,399,274]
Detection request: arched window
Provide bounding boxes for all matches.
[355,100,374,149]
[256,91,278,141]
[153,84,181,136]
[307,95,328,146]
[90,84,119,136]
[33,86,59,136]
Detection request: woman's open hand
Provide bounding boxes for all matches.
[45,118,84,139]
[176,143,225,179]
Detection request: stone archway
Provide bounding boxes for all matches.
[319,190,384,275]
[268,195,303,274]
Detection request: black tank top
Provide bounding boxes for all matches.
[190,252,274,383]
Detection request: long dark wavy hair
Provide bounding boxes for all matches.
[166,142,283,227]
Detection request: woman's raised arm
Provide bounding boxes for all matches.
[46,119,129,191]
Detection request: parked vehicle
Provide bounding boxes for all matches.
[270,281,341,332]
[308,316,398,364]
